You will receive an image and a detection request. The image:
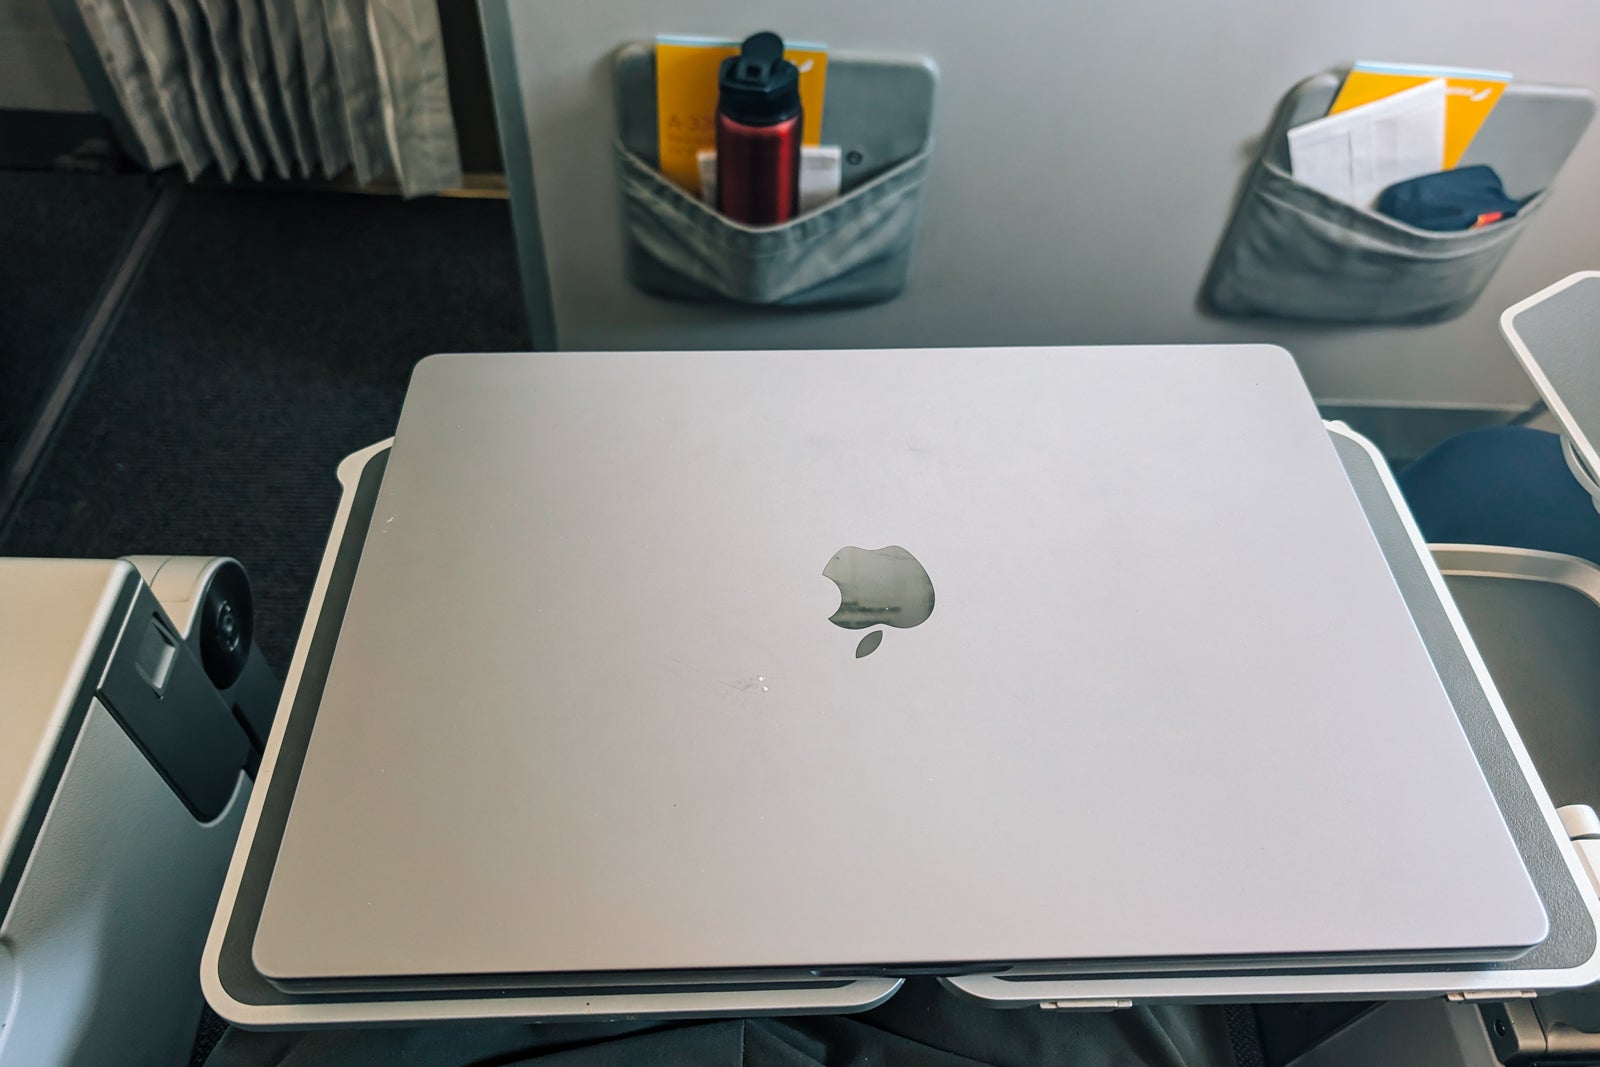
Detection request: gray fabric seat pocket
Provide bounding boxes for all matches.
[617,141,932,307]
[1205,161,1546,324]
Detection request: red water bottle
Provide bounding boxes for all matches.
[715,32,802,225]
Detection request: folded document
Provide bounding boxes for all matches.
[1288,78,1447,208]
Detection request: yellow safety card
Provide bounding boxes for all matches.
[1331,61,1511,169]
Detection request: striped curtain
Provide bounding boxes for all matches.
[73,0,461,197]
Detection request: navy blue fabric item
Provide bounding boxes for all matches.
[1397,427,1600,565]
[1377,165,1524,232]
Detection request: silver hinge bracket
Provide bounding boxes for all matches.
[1573,838,1600,897]
[1039,998,1133,1011]
[1561,804,1600,898]
[1447,990,1536,1003]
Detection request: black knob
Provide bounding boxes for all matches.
[200,562,253,689]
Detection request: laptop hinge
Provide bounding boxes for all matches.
[1039,998,1132,1011]
[1446,990,1536,1003]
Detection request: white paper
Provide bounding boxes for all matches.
[1287,78,1447,208]
[697,145,844,215]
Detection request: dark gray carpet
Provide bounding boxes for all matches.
[0,170,155,471]
[0,185,529,669]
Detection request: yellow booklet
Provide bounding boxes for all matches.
[1330,62,1511,169]
[655,35,828,195]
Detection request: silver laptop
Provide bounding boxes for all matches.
[254,345,1545,987]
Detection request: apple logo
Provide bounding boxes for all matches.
[822,545,936,658]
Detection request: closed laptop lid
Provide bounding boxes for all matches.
[254,346,1545,983]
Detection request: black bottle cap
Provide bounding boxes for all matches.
[717,32,801,126]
